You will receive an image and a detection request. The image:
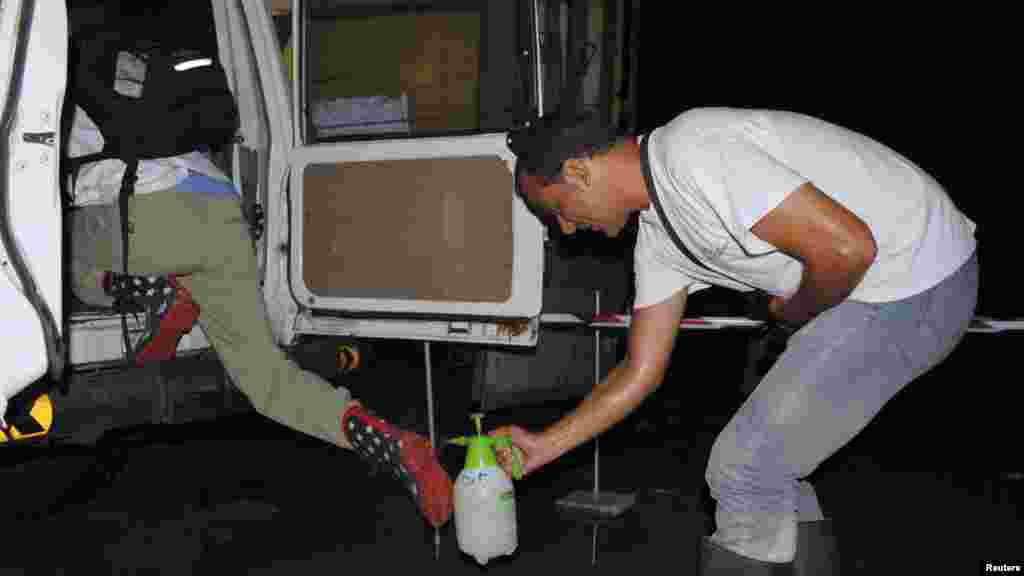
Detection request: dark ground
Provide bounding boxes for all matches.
[1,328,1020,575]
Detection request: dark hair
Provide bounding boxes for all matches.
[507,112,626,195]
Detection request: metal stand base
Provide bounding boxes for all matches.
[555,489,636,517]
[551,291,639,567]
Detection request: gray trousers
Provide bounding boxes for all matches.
[706,252,979,562]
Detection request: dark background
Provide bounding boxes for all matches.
[629,10,1019,318]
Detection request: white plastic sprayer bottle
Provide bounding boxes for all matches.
[447,413,523,565]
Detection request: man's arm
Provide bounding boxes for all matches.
[528,288,688,471]
[751,182,877,326]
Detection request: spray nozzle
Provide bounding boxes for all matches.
[447,413,523,480]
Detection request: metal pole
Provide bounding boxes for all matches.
[594,290,600,496]
[593,290,601,568]
[532,0,545,115]
[424,341,440,560]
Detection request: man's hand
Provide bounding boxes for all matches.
[488,289,688,479]
[751,182,877,325]
[768,295,786,322]
[489,425,554,479]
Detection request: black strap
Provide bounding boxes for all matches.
[67,150,142,363]
[64,151,115,205]
[640,134,773,297]
[640,134,717,275]
[2,381,49,437]
[118,158,139,363]
[640,135,800,337]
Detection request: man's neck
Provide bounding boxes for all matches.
[611,135,651,212]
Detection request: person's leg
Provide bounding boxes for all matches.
[705,253,978,564]
[125,192,352,444]
[122,190,452,526]
[72,192,354,441]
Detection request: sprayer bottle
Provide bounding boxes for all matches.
[447,413,523,565]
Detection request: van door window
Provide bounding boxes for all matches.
[301,1,536,143]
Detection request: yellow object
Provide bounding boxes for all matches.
[337,344,361,372]
[0,393,54,443]
[415,62,434,86]
[282,42,293,81]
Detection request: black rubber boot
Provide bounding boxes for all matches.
[795,520,840,575]
[699,537,794,575]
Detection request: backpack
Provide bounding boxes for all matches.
[66,1,238,191]
[64,0,239,361]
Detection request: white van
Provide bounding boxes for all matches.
[1,0,634,443]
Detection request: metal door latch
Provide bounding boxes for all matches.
[22,131,55,146]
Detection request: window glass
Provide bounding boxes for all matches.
[304,1,535,142]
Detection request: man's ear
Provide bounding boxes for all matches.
[562,158,592,190]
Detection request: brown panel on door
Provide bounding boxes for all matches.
[302,156,513,303]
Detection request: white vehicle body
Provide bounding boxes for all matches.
[2,0,631,435]
[0,0,66,420]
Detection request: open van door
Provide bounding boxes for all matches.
[239,0,545,348]
[0,0,66,421]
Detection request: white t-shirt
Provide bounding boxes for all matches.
[634,108,977,308]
